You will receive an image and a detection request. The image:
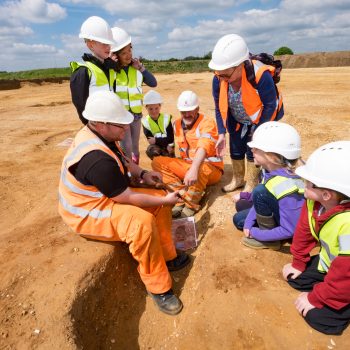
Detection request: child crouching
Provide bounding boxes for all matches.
[142,90,175,160]
[282,141,350,335]
[233,121,305,250]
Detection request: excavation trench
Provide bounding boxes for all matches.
[70,244,146,350]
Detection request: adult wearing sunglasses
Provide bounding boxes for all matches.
[209,34,284,194]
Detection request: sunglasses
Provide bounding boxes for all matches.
[214,66,239,79]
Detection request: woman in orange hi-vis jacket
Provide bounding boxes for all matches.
[152,91,223,218]
[208,34,284,195]
[58,91,190,316]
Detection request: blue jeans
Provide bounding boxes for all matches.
[233,184,280,230]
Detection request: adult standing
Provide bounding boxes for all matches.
[58,91,189,315]
[208,34,284,193]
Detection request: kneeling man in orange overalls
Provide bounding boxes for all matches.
[152,90,224,218]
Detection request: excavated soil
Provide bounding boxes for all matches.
[0,67,350,350]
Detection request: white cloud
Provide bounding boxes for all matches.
[0,0,66,25]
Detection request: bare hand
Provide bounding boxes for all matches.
[131,58,144,71]
[282,263,303,280]
[295,292,315,317]
[167,145,174,153]
[184,166,198,186]
[232,193,240,203]
[164,191,182,205]
[243,228,251,238]
[148,137,156,145]
[215,134,226,157]
[142,171,162,185]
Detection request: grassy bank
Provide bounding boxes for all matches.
[0,60,210,80]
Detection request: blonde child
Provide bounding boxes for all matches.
[282,141,350,335]
[233,121,305,250]
[70,16,117,125]
[110,27,157,164]
[142,90,175,160]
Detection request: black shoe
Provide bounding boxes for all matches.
[148,289,183,315]
[166,252,190,271]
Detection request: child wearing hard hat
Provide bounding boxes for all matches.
[110,27,157,164]
[232,121,305,250]
[282,141,350,335]
[70,16,118,125]
[142,90,175,160]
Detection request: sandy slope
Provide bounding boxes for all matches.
[0,68,350,349]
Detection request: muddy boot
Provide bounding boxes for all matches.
[166,251,190,271]
[243,161,260,192]
[222,159,245,193]
[148,289,183,315]
[172,204,185,218]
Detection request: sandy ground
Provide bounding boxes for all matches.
[0,68,350,350]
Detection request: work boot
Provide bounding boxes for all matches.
[242,213,281,250]
[243,161,260,192]
[166,251,190,271]
[172,204,184,218]
[148,289,183,315]
[181,206,196,217]
[242,237,281,250]
[222,159,245,193]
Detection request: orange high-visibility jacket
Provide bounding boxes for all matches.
[218,60,283,126]
[58,126,125,239]
[173,114,224,171]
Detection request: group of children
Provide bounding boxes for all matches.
[70,15,350,336]
[70,16,174,165]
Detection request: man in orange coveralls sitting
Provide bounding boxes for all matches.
[152,90,224,218]
[58,91,190,315]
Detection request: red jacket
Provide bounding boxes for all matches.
[291,200,350,309]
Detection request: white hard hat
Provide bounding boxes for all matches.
[83,91,134,124]
[177,90,199,111]
[110,27,132,52]
[143,90,163,105]
[79,16,115,45]
[248,121,301,160]
[208,34,249,71]
[295,141,350,197]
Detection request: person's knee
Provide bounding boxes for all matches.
[233,212,244,231]
[304,309,347,335]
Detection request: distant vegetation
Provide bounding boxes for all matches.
[0,53,212,80]
[274,46,294,56]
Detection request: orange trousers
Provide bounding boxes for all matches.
[152,156,222,205]
[110,188,176,294]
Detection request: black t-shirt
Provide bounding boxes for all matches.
[70,128,130,198]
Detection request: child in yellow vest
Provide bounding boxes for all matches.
[282,141,350,335]
[110,27,157,164]
[142,90,175,160]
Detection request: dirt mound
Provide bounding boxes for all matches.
[0,69,350,349]
[279,51,350,68]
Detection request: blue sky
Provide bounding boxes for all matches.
[0,0,349,72]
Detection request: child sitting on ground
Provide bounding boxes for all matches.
[282,141,350,335]
[233,121,305,250]
[142,90,175,160]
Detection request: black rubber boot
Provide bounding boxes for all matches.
[166,251,190,271]
[148,289,183,315]
[256,213,276,229]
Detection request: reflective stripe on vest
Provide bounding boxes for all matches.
[115,66,143,113]
[218,60,283,127]
[58,127,125,238]
[307,199,350,273]
[141,113,171,137]
[263,175,305,200]
[70,61,115,94]
[173,114,224,168]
